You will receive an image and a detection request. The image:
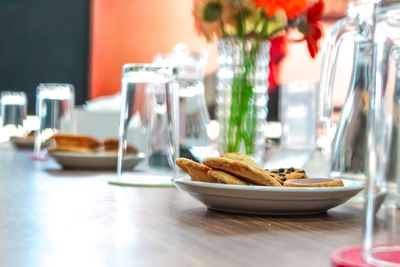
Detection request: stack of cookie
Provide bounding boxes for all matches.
[176,153,344,187]
[176,153,308,187]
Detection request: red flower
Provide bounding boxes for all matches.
[302,0,324,58]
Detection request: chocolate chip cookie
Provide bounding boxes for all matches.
[267,167,308,184]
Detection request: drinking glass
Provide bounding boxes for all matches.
[0,91,27,142]
[363,4,400,265]
[280,81,318,150]
[33,83,75,159]
[115,64,179,186]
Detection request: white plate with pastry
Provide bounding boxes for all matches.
[47,134,142,170]
[10,135,50,149]
[172,175,364,215]
[10,136,35,149]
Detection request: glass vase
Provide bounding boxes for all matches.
[216,38,270,162]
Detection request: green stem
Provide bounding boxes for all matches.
[226,39,259,154]
[220,18,227,37]
[243,44,259,154]
[228,70,240,151]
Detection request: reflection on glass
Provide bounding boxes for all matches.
[33,83,75,159]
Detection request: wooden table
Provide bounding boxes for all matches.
[0,148,371,266]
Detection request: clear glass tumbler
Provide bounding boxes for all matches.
[0,91,27,142]
[116,64,179,186]
[33,83,75,159]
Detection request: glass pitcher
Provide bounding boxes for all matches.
[318,0,374,180]
[318,0,399,180]
[154,43,212,161]
[317,0,372,154]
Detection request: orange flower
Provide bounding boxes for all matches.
[254,0,307,19]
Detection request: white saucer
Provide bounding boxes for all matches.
[172,175,364,215]
[48,151,144,170]
[10,136,35,149]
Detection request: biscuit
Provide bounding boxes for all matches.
[47,146,97,154]
[175,158,217,183]
[203,157,281,186]
[50,134,102,149]
[207,170,248,185]
[267,167,308,184]
[283,178,344,187]
[220,153,262,170]
[103,138,138,155]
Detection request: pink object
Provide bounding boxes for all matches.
[332,245,400,267]
[370,246,400,264]
[331,246,375,267]
[30,153,47,161]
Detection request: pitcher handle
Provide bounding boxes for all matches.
[317,17,357,151]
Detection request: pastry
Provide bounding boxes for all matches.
[220,152,262,170]
[103,138,138,154]
[207,170,248,185]
[50,134,102,149]
[283,178,344,187]
[202,157,281,186]
[175,158,217,183]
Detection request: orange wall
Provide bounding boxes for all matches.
[90,0,217,99]
[90,1,346,105]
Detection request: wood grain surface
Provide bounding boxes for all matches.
[0,148,384,267]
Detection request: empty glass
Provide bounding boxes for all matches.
[33,83,75,159]
[116,64,179,186]
[0,91,27,142]
[280,81,318,150]
[363,3,400,265]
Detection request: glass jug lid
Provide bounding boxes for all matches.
[154,43,207,81]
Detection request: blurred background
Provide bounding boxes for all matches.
[0,0,352,116]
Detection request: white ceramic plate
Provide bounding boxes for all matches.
[10,136,34,149]
[172,175,364,215]
[10,136,50,149]
[10,136,39,149]
[48,151,144,170]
